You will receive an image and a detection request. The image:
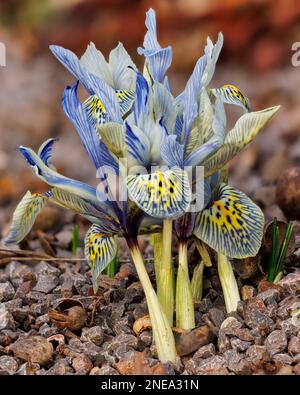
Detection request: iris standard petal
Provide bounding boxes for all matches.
[50,45,121,122]
[125,121,150,165]
[137,8,172,83]
[62,82,104,168]
[80,42,113,86]
[202,32,223,87]
[181,55,207,146]
[130,68,149,123]
[184,89,214,156]
[160,135,184,168]
[109,42,137,91]
[152,81,177,134]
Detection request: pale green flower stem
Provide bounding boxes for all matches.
[176,241,195,330]
[191,260,204,302]
[156,219,174,326]
[217,252,241,313]
[151,232,163,287]
[128,242,177,363]
[195,239,212,267]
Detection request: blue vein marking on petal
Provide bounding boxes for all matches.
[62,82,104,169]
[182,54,207,146]
[160,135,184,167]
[129,67,149,123]
[38,138,58,166]
[50,45,121,122]
[184,138,220,167]
[125,122,145,163]
[137,9,172,83]
[99,141,119,175]
[140,8,159,51]
[18,146,100,203]
[175,54,207,145]
[140,47,172,83]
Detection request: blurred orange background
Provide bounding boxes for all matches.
[0,0,300,232]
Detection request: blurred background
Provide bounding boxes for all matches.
[1,0,300,235]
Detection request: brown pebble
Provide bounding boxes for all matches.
[241,285,256,301]
[294,363,300,375]
[175,325,213,356]
[257,280,284,296]
[10,335,53,366]
[193,343,216,360]
[196,355,228,375]
[276,365,293,375]
[246,345,270,368]
[276,167,300,220]
[72,354,93,375]
[265,330,287,356]
[288,336,300,355]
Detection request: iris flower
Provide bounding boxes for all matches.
[4,8,279,361]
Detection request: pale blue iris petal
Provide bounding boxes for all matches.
[137,8,172,83]
[152,82,177,134]
[212,97,227,143]
[163,76,171,92]
[202,32,223,87]
[175,114,183,139]
[18,146,105,205]
[160,135,184,168]
[37,138,57,167]
[98,141,120,175]
[130,68,149,123]
[62,82,103,169]
[141,8,159,50]
[183,138,220,167]
[109,42,137,91]
[182,54,207,145]
[50,45,121,122]
[125,122,150,165]
[139,47,172,84]
[80,42,113,86]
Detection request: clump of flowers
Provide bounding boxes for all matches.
[4,9,279,363]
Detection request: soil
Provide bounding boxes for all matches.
[0,229,299,375]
